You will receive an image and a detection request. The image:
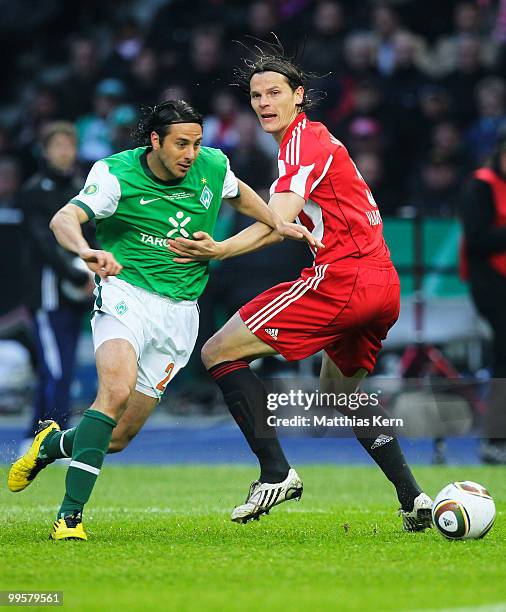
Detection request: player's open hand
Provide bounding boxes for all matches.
[78,248,123,280]
[168,232,225,263]
[275,220,324,250]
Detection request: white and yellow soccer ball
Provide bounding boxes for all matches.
[432,481,495,540]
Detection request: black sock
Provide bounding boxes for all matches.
[349,403,422,511]
[209,361,290,483]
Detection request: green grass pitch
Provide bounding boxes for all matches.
[1,464,505,611]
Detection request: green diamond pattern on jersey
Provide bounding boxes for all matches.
[72,146,230,300]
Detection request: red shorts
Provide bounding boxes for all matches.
[239,262,400,376]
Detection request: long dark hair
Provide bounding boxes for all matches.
[133,100,203,146]
[233,35,324,111]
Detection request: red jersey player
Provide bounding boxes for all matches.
[169,44,432,531]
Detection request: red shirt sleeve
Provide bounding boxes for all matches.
[271,130,333,200]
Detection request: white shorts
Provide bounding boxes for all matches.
[90,277,199,399]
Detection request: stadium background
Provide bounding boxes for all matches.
[1,0,506,464]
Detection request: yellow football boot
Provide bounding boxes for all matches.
[50,512,87,541]
[8,420,60,492]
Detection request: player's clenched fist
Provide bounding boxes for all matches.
[78,248,123,279]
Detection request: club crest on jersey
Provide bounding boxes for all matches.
[200,185,213,209]
[115,300,128,315]
[84,183,98,195]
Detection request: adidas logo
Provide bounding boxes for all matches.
[371,434,393,449]
[264,328,279,340]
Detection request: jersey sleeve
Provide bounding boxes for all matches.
[70,160,121,219]
[270,132,333,200]
[221,157,240,199]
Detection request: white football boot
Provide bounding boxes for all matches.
[231,468,303,523]
[399,492,433,532]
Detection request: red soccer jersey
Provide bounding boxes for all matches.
[270,112,391,265]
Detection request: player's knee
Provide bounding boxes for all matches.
[201,334,226,369]
[201,340,213,368]
[98,382,132,417]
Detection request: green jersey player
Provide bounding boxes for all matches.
[8,100,321,541]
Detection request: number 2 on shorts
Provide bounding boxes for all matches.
[156,362,175,392]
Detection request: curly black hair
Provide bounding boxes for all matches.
[133,100,203,146]
[232,35,323,111]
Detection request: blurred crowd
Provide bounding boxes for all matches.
[0,0,505,218]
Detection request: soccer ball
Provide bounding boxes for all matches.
[432,481,495,540]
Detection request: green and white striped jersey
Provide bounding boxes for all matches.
[71,146,239,300]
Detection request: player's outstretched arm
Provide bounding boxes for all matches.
[169,191,318,262]
[230,180,322,248]
[50,203,123,279]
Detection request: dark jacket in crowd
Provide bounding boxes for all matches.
[0,197,28,316]
[18,163,96,312]
[460,158,506,383]
[460,165,506,289]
